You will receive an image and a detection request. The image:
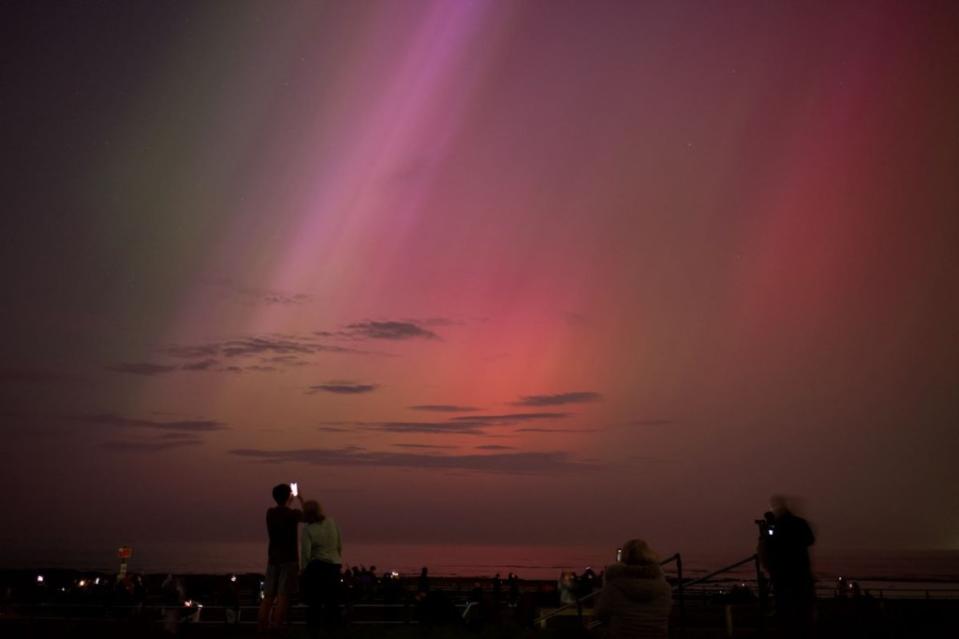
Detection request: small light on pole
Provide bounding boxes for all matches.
[117,546,133,579]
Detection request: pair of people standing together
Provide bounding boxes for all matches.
[257,483,343,634]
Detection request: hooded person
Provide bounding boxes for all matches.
[595,539,672,639]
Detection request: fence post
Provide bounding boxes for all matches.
[754,553,765,637]
[676,553,686,635]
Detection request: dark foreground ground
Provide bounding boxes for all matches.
[3,568,958,638]
[3,598,959,639]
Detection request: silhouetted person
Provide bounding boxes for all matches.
[161,574,184,635]
[257,483,303,633]
[579,567,597,598]
[595,539,671,639]
[759,495,816,638]
[417,566,430,598]
[465,581,488,628]
[300,499,342,635]
[507,572,520,606]
[558,570,577,605]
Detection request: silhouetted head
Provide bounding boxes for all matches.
[620,539,659,566]
[420,567,428,577]
[770,495,790,517]
[303,500,324,523]
[272,483,292,505]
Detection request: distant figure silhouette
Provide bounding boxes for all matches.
[758,495,816,638]
[161,573,185,634]
[300,499,342,634]
[507,572,520,605]
[417,566,430,597]
[257,483,303,633]
[558,570,577,605]
[595,539,671,639]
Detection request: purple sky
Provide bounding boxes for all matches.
[1,1,958,564]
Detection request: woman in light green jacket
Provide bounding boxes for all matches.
[300,500,342,632]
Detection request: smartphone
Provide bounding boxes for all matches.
[290,482,298,497]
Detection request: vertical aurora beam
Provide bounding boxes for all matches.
[250,0,498,331]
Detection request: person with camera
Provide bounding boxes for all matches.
[758,496,815,638]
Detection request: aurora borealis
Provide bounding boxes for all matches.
[2,1,958,566]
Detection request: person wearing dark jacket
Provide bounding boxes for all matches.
[758,495,816,638]
[595,539,671,639]
[257,483,303,633]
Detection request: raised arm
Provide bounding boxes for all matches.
[288,493,304,520]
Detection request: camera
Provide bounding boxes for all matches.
[756,511,776,538]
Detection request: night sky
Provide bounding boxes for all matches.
[2,1,958,564]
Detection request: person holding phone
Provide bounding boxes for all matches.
[257,483,303,633]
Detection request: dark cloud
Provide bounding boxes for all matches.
[344,321,438,340]
[308,412,566,437]
[72,413,226,432]
[330,413,568,436]
[394,443,458,450]
[260,293,311,305]
[163,344,220,359]
[317,426,350,432]
[213,278,313,306]
[105,362,178,375]
[229,447,596,474]
[449,412,569,425]
[512,392,602,406]
[102,437,204,452]
[621,454,677,464]
[164,335,370,364]
[514,427,598,433]
[367,421,486,435]
[409,404,481,413]
[630,419,674,426]
[307,382,377,395]
[180,358,219,371]
[218,337,318,358]
[245,365,277,372]
[407,317,459,327]
[475,444,515,450]
[0,367,78,383]
[156,432,202,440]
[265,355,311,367]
